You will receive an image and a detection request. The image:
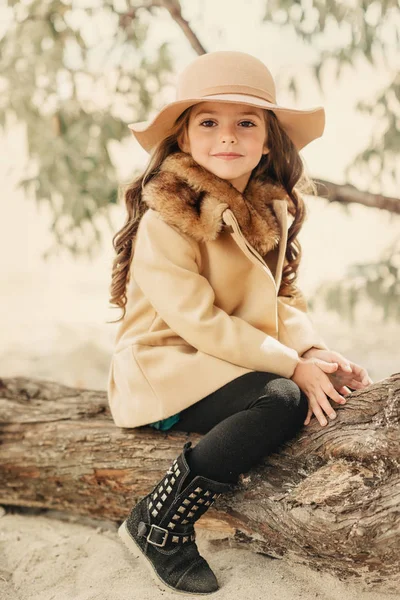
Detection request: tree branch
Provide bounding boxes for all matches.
[315,179,400,214]
[155,0,206,55]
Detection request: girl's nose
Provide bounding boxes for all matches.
[220,128,237,144]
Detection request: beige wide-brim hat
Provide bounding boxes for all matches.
[128,51,325,153]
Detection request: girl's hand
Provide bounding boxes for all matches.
[301,348,373,392]
[290,357,347,427]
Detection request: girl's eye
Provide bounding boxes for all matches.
[199,120,256,128]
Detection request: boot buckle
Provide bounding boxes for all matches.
[147,524,169,547]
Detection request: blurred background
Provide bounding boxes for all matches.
[1,0,399,392]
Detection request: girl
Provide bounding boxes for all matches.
[107,51,372,595]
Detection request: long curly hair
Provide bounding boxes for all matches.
[108,106,317,323]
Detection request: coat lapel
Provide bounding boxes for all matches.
[272,200,288,291]
[141,150,292,258]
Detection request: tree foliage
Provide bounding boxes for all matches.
[263,0,400,189]
[1,0,174,256]
[314,238,400,323]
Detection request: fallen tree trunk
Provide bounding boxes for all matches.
[0,374,399,588]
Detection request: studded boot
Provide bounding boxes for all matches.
[118,440,233,594]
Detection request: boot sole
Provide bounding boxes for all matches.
[118,520,219,595]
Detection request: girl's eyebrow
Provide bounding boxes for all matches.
[194,109,262,120]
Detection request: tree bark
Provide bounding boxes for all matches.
[0,374,399,587]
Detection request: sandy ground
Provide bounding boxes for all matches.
[0,507,397,600]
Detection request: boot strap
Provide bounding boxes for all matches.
[138,521,196,547]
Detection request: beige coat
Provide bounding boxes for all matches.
[107,152,328,428]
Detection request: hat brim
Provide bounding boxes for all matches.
[128,94,325,153]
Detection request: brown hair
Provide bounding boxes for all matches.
[108,107,317,323]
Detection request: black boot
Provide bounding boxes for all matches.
[118,440,233,594]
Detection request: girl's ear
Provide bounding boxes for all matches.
[262,146,270,155]
[177,130,189,153]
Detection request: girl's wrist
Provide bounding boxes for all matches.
[301,347,321,358]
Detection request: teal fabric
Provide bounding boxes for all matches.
[149,413,181,431]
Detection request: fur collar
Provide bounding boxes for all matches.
[141,151,293,255]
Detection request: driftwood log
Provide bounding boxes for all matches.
[0,374,399,588]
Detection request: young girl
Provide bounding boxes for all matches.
[107,51,372,595]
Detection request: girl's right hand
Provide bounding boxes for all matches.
[291,357,347,427]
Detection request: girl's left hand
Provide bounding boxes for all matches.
[301,348,373,396]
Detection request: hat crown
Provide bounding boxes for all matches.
[176,51,277,105]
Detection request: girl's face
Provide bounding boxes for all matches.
[179,101,269,193]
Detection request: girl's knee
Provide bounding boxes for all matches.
[260,376,308,422]
[282,380,308,421]
[263,376,300,402]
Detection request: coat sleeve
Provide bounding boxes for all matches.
[277,282,329,357]
[132,210,301,378]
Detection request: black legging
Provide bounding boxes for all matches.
[169,371,309,484]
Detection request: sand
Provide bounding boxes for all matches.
[0,506,396,600]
